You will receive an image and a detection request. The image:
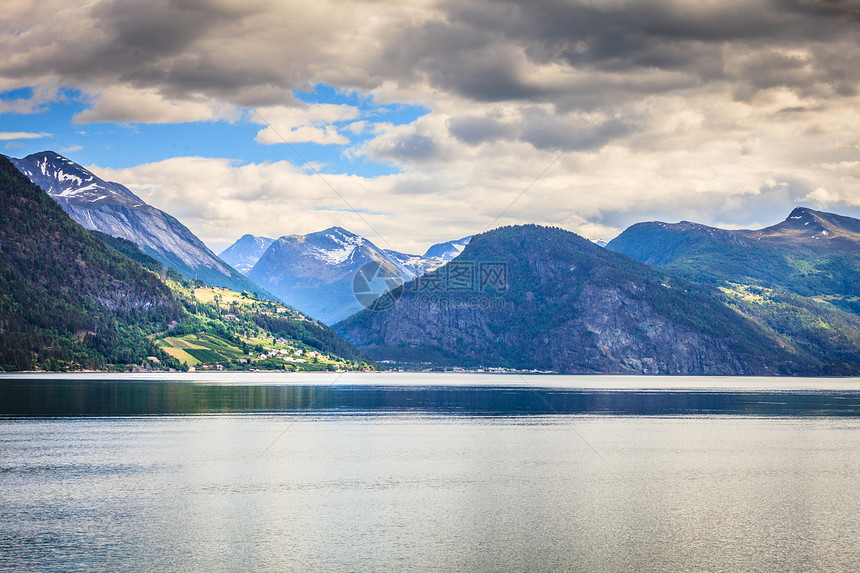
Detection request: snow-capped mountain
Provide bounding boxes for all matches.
[243,227,471,324]
[422,235,472,261]
[219,234,275,274]
[8,151,145,207]
[8,151,271,297]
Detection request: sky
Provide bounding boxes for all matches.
[2,0,860,254]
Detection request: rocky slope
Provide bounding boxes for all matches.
[6,151,271,297]
[335,225,809,375]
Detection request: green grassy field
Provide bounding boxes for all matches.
[153,284,372,371]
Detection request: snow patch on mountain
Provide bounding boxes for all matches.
[423,236,472,261]
[243,227,473,323]
[10,151,144,207]
[310,228,366,265]
[8,151,270,296]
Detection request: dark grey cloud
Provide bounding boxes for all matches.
[93,0,297,103]
[448,108,632,152]
[372,133,439,163]
[18,1,233,78]
[3,0,859,118]
[1,0,295,108]
[520,115,631,152]
[373,0,860,109]
[447,116,516,146]
[781,0,860,21]
[731,41,860,100]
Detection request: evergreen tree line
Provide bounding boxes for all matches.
[0,157,183,371]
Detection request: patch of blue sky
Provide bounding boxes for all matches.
[0,87,37,101]
[313,206,389,216]
[1,83,427,177]
[280,83,429,176]
[1,87,83,159]
[293,83,429,127]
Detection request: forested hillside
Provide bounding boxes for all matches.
[0,156,182,371]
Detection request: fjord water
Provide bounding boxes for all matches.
[1,375,859,572]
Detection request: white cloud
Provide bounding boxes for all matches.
[74,85,240,124]
[255,104,360,126]
[4,0,860,241]
[252,103,359,145]
[803,186,860,208]
[344,121,368,134]
[0,131,51,140]
[254,125,349,145]
[0,84,59,115]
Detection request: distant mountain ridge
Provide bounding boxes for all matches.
[6,151,272,298]
[219,234,275,274]
[334,224,823,375]
[605,207,860,369]
[751,206,860,245]
[606,207,860,299]
[422,235,472,260]
[226,228,471,324]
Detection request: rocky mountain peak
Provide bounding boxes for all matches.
[8,151,272,297]
[752,206,860,242]
[8,151,145,208]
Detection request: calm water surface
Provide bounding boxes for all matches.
[1,374,859,572]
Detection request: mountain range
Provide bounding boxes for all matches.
[335,224,809,374]
[606,207,859,302]
[336,214,860,375]
[604,207,860,369]
[222,228,471,324]
[3,149,858,375]
[0,155,370,372]
[6,151,271,297]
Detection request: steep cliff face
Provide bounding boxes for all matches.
[544,284,769,375]
[335,225,802,375]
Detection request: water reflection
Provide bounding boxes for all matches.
[2,415,859,572]
[1,379,858,417]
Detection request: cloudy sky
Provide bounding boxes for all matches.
[3,0,860,253]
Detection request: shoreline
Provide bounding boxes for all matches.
[1,371,859,391]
